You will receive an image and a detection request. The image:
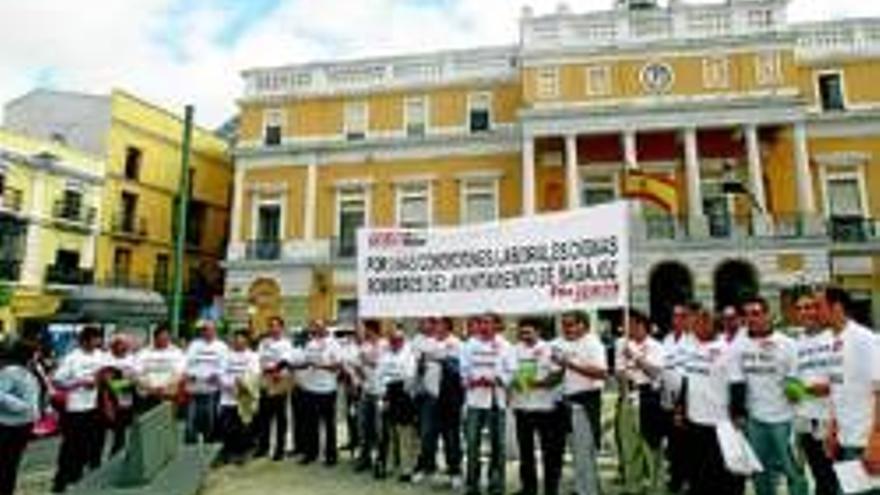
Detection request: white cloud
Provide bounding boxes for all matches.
[0,0,879,129]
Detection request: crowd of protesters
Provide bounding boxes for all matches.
[1,284,880,495]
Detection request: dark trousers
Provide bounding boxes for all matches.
[53,410,104,491]
[565,390,601,448]
[358,394,380,466]
[685,421,744,495]
[515,409,564,495]
[664,409,689,492]
[184,392,219,444]
[418,395,463,476]
[799,433,838,495]
[0,423,32,495]
[219,405,252,462]
[465,407,506,495]
[110,407,134,456]
[256,393,288,457]
[290,389,306,454]
[345,390,360,450]
[302,390,337,463]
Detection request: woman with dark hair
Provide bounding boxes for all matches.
[0,339,42,495]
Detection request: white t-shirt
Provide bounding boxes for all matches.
[554,333,607,396]
[377,345,417,396]
[54,348,110,413]
[511,340,560,412]
[796,328,834,423]
[220,349,260,406]
[661,332,692,409]
[258,336,293,372]
[460,335,515,409]
[358,338,388,396]
[615,336,665,388]
[300,336,342,394]
[729,332,799,424]
[418,334,462,398]
[185,338,229,394]
[683,337,732,426]
[828,320,880,448]
[135,345,186,391]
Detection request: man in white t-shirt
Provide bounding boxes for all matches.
[680,307,741,495]
[461,313,515,495]
[729,297,807,495]
[299,319,343,465]
[134,325,186,407]
[255,316,294,460]
[791,291,837,495]
[218,330,260,465]
[511,317,563,495]
[51,326,110,493]
[816,286,880,489]
[661,303,693,494]
[355,319,387,472]
[184,320,229,444]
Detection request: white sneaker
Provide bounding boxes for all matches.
[412,472,426,484]
[450,475,463,491]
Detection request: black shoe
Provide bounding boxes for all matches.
[272,452,285,462]
[354,462,371,473]
[51,481,66,494]
[253,450,268,459]
[374,465,387,480]
[299,456,316,465]
[398,474,412,483]
[324,458,337,467]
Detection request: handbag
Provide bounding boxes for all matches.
[716,419,763,476]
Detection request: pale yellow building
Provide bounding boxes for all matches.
[0,129,104,335]
[225,0,880,330]
[4,89,232,330]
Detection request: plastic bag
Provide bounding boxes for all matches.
[716,419,763,475]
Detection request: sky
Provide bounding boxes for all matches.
[1,0,879,130]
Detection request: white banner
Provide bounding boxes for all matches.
[357,201,630,318]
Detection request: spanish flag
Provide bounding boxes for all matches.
[623,170,679,214]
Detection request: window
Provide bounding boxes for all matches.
[405,96,428,137]
[827,174,866,241]
[703,56,730,89]
[468,92,492,133]
[250,201,281,260]
[187,200,206,247]
[755,51,782,86]
[396,182,430,229]
[337,187,367,258]
[336,298,359,325]
[263,109,283,146]
[702,181,733,238]
[580,175,616,206]
[154,254,170,293]
[585,65,611,96]
[120,191,138,233]
[60,187,83,220]
[54,249,80,271]
[748,9,774,29]
[536,66,559,99]
[461,179,498,224]
[818,72,846,111]
[344,101,368,141]
[0,171,5,196]
[113,248,132,285]
[124,146,142,180]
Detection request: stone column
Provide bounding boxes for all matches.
[565,134,579,210]
[522,135,536,216]
[304,154,318,241]
[21,174,46,286]
[745,124,770,234]
[683,127,707,237]
[793,121,820,233]
[227,165,246,260]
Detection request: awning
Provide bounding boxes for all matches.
[50,286,168,328]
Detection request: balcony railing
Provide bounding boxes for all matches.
[829,216,880,243]
[52,200,96,226]
[245,240,281,261]
[638,214,828,242]
[0,187,23,213]
[331,237,358,260]
[0,259,21,282]
[112,213,148,238]
[45,265,94,285]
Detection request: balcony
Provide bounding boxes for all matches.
[52,200,96,229]
[0,187,23,214]
[45,265,94,285]
[245,240,282,261]
[99,271,152,290]
[331,237,358,261]
[635,213,828,245]
[0,259,21,282]
[828,216,880,246]
[111,213,148,239]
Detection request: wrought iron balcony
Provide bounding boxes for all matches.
[45,265,94,285]
[100,271,152,290]
[828,216,880,243]
[52,199,96,226]
[637,213,828,242]
[0,259,21,282]
[245,240,281,261]
[0,187,23,213]
[112,213,148,238]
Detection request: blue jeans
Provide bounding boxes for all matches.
[746,419,808,495]
[185,392,219,444]
[465,407,506,495]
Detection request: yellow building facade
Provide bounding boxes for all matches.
[226,0,880,330]
[0,129,104,335]
[3,89,232,331]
